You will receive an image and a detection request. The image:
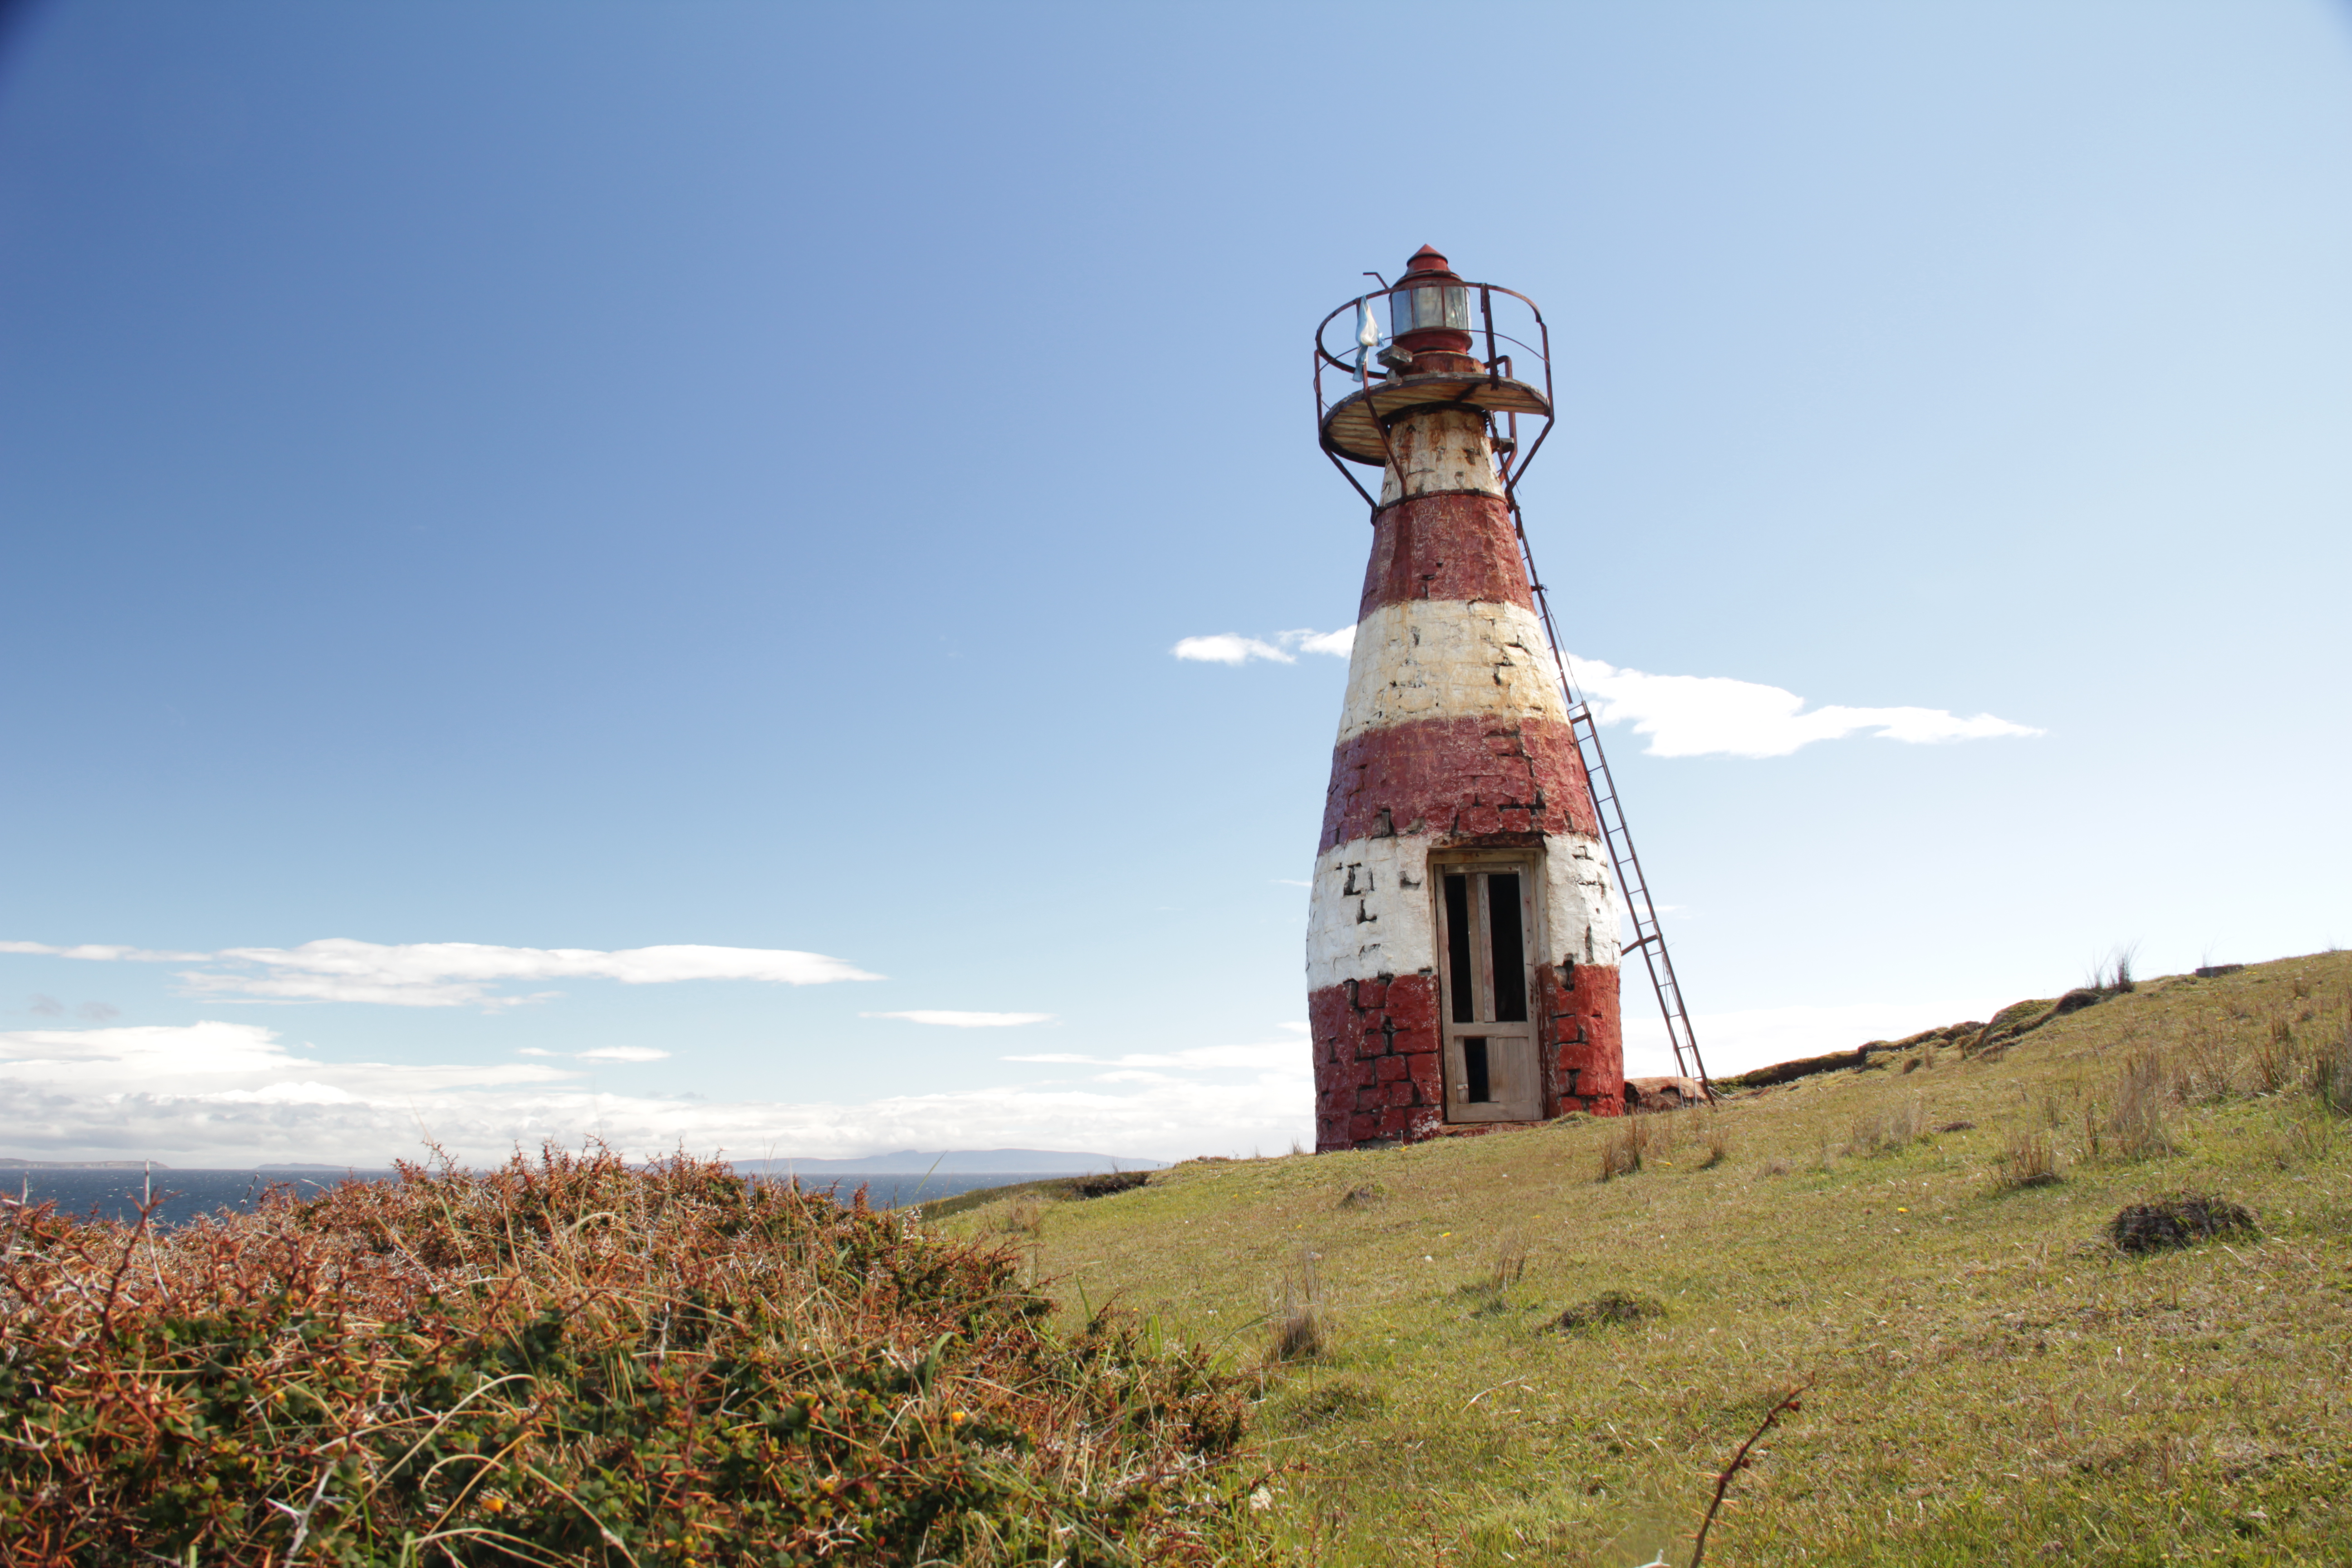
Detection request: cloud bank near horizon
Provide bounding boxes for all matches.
[0,1019,1313,1167]
[0,999,2032,1167]
[0,938,881,1009]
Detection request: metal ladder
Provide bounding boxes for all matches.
[1506,497,1711,1091]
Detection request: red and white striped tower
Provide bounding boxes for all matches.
[1307,246,1623,1151]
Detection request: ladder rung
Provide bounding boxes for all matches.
[1518,521,1710,1091]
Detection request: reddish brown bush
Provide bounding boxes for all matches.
[0,1146,1269,1566]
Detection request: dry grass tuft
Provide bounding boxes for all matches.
[1991,1127,2064,1190]
[1845,1095,1925,1156]
[1486,1228,1530,1291]
[1700,1111,1734,1169]
[2312,1020,2352,1116]
[2085,1046,2182,1162]
[1270,1248,1329,1362]
[1597,1115,1649,1180]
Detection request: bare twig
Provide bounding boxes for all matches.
[1690,1379,1811,1568]
[271,1455,338,1564]
[98,1184,167,1339]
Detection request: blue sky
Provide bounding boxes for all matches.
[3,1,2348,1165]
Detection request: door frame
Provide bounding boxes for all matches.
[1429,848,1545,1123]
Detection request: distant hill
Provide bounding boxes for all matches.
[741,1149,1165,1176]
[0,1158,167,1169]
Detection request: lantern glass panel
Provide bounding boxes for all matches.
[1391,284,1470,335]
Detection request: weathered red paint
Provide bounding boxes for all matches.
[1310,961,1624,1151]
[1538,960,1625,1114]
[1318,715,1600,854]
[1357,491,1531,618]
[1309,974,1442,1151]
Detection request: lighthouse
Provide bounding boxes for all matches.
[1306,246,1625,1151]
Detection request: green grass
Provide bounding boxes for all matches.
[933,953,2352,1566]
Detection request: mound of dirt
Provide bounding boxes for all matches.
[2109,1194,2256,1254]
[1553,1289,1667,1332]
[1068,1170,1149,1199]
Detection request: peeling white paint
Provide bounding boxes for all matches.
[1336,599,1568,745]
[1377,408,1504,505]
[1306,837,1434,991]
[1306,832,1619,990]
[1543,836,1622,970]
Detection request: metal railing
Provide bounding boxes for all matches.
[1311,281,1558,508]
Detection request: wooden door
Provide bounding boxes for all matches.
[1434,859,1543,1122]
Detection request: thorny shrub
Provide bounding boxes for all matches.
[0,1145,1272,1567]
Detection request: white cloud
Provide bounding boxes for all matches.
[1171,627,1354,666]
[1001,1040,1295,1072]
[0,1020,1312,1166]
[3,937,882,1009]
[1569,654,2041,759]
[1168,625,2033,758]
[0,941,206,962]
[511,1045,671,1063]
[1290,627,1355,657]
[861,1010,1056,1028]
[1174,634,1292,665]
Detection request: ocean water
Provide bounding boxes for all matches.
[5,1168,1073,1228]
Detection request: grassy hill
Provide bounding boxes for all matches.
[934,952,2352,1567]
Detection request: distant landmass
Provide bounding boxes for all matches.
[0,1152,1165,1177]
[741,1149,1165,1176]
[0,1158,168,1169]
